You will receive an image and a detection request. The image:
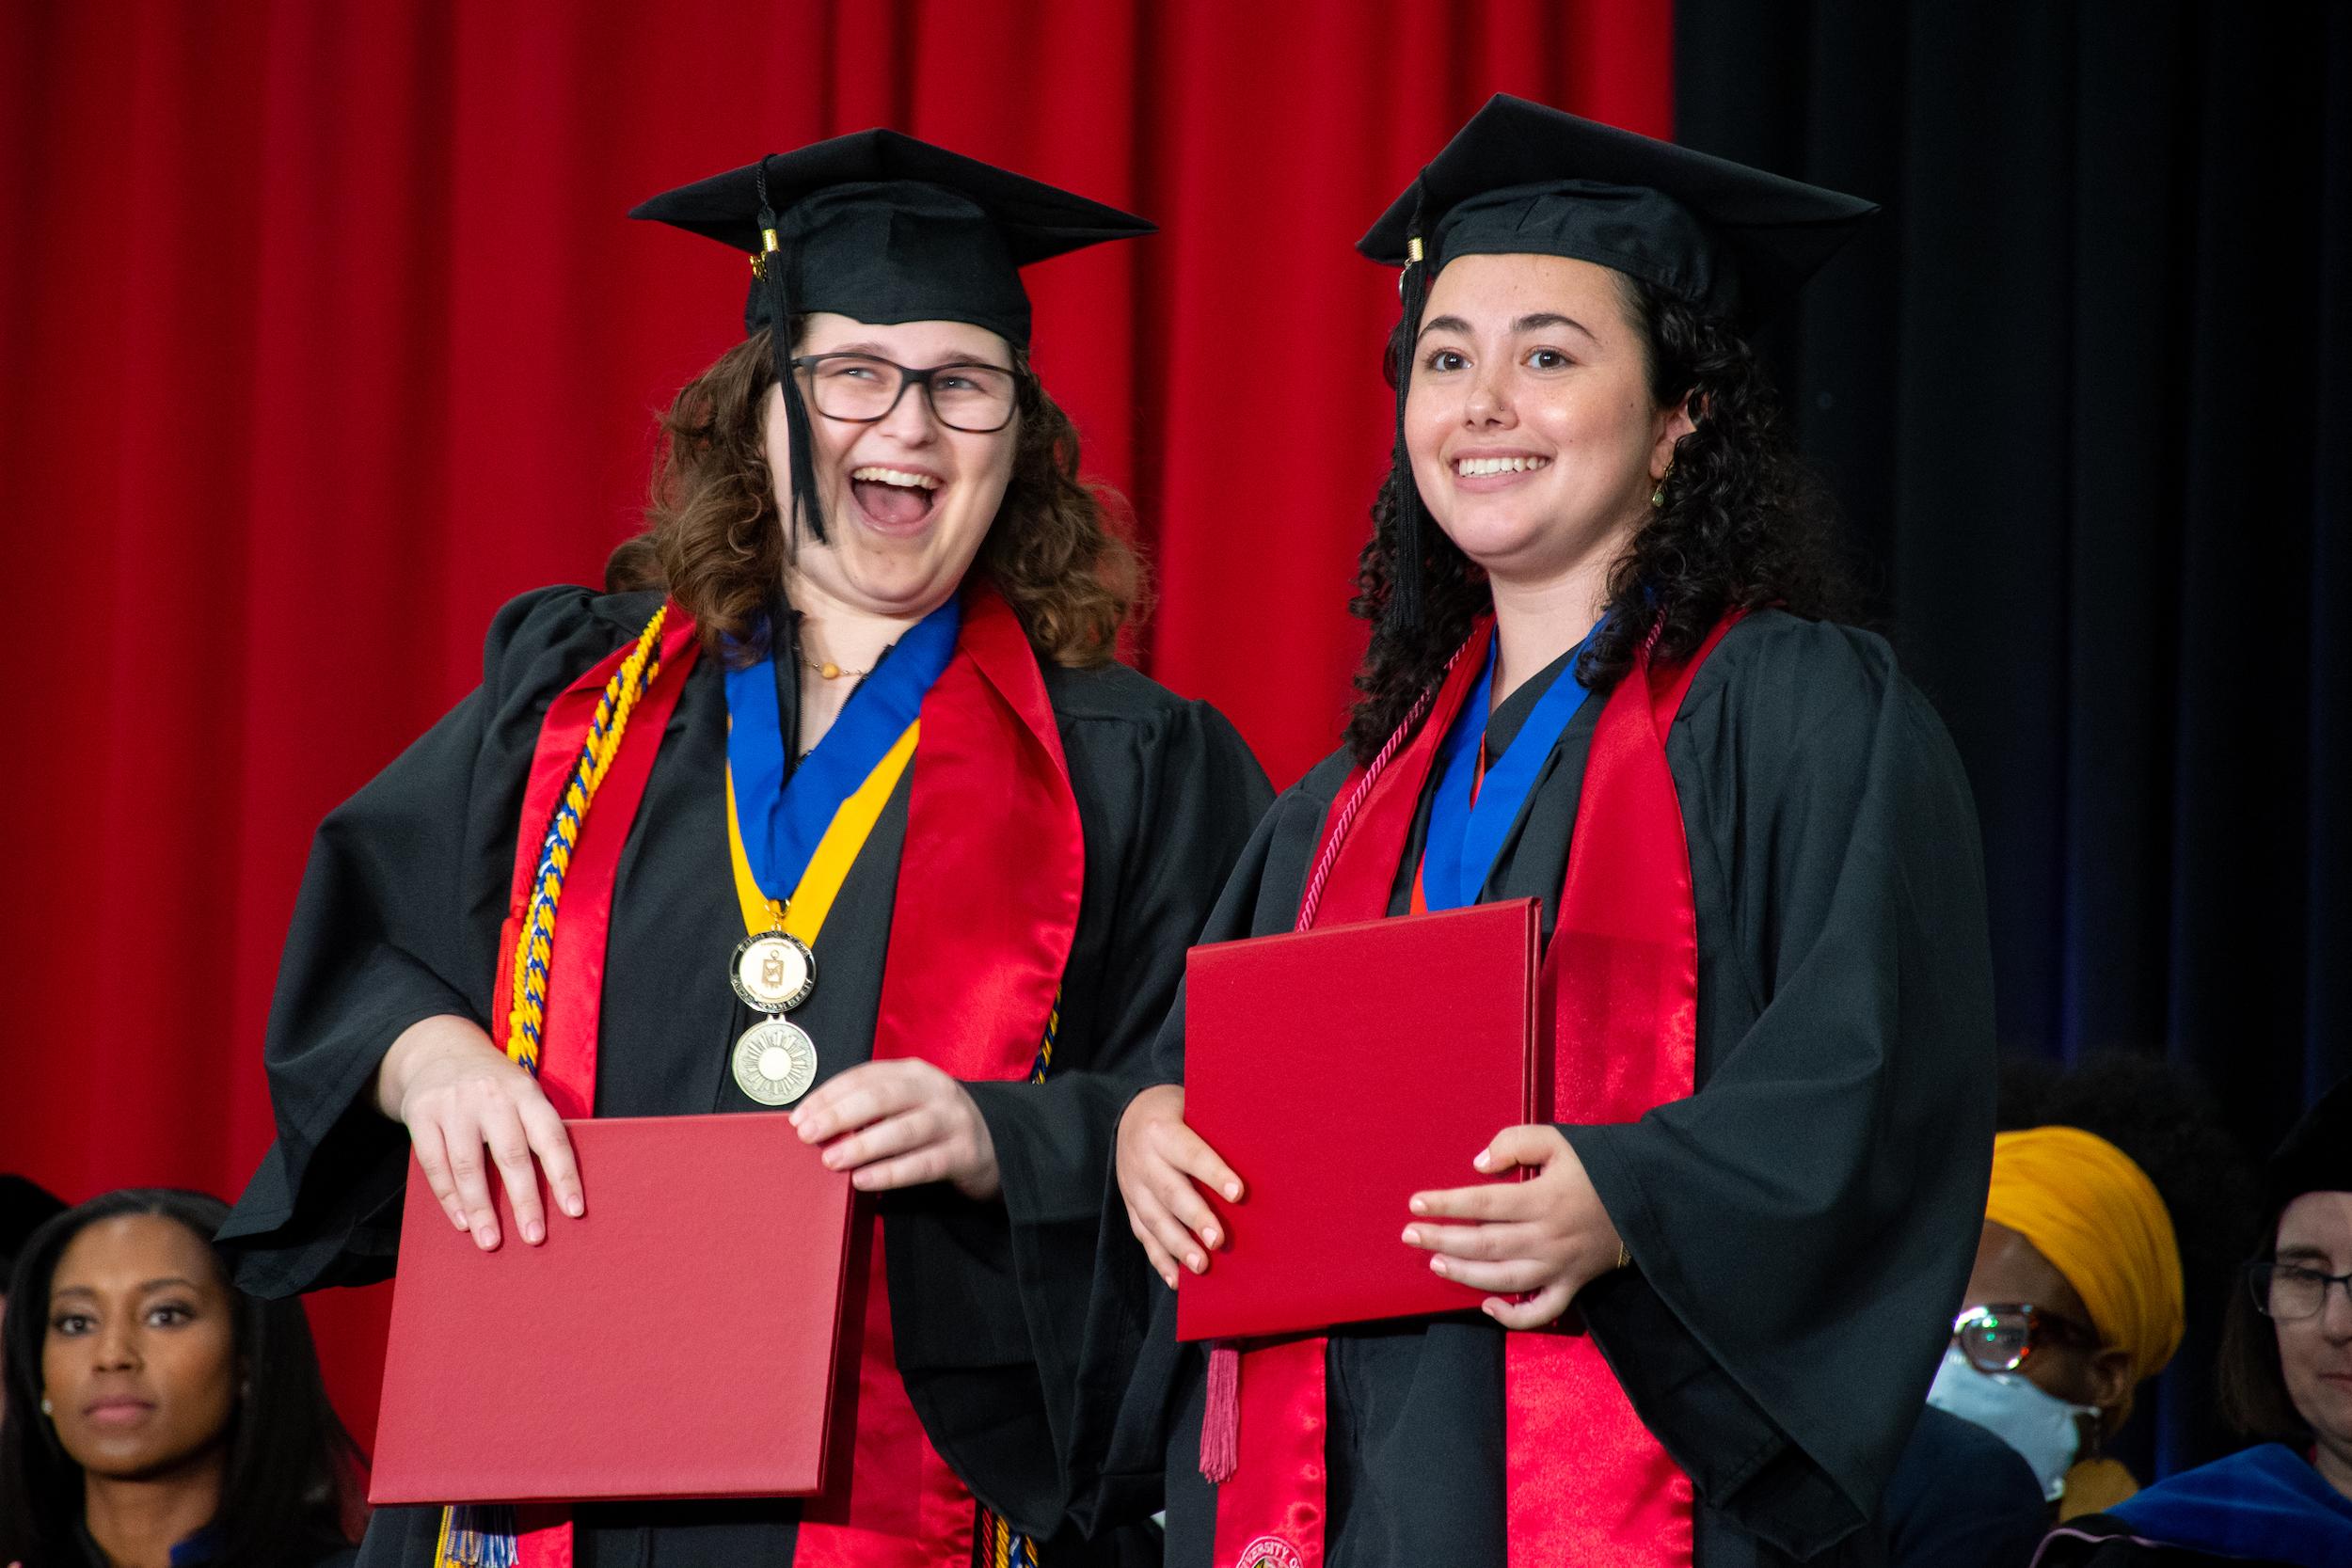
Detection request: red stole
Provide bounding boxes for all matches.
[491,584,1083,1568]
[1209,611,1737,1568]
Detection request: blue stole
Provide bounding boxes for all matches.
[1419,621,1603,911]
[2110,1443,2352,1563]
[722,598,961,901]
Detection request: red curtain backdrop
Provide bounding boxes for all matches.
[0,0,1667,1449]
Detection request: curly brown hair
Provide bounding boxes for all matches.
[607,326,1145,667]
[1342,275,1854,762]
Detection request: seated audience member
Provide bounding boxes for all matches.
[1926,1056,2254,1516]
[1880,1403,2054,1568]
[0,1189,362,1568]
[2034,1075,2352,1564]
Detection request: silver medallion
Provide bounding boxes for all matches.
[730,929,816,1013]
[732,1016,818,1106]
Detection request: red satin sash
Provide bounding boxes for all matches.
[794,583,1085,1565]
[494,584,1082,1568]
[1209,612,1737,1568]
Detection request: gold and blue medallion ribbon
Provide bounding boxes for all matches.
[723,597,961,911]
[719,599,961,1104]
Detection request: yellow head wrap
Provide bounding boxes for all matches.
[1984,1126,2185,1391]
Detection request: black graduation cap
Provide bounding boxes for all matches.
[1358,93,1879,325]
[2260,1076,2352,1224]
[1355,95,1879,628]
[631,131,1152,543]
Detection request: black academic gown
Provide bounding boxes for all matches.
[1078,610,1998,1568]
[218,585,1272,1567]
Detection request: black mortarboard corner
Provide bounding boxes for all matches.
[631,130,1152,543]
[1,1173,67,1283]
[2260,1075,2352,1223]
[1356,94,1879,629]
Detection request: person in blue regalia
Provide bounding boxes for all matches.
[2035,1077,2352,1568]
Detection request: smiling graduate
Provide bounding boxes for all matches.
[1089,96,1998,1568]
[217,130,1271,1568]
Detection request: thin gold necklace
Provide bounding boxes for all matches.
[798,652,871,681]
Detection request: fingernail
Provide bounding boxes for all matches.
[1201,1227,1220,1248]
[1408,1196,1427,1214]
[1482,1303,1500,1319]
[476,1227,499,1250]
[523,1221,544,1244]
[1225,1182,1243,1200]
[1430,1258,1449,1276]
[563,1196,583,1218]
[1402,1227,1420,1245]
[449,1210,469,1230]
[1187,1252,1205,1273]
[1473,1150,1491,1170]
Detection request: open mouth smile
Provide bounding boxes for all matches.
[848,465,945,531]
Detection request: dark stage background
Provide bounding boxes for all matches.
[1,0,2344,1490]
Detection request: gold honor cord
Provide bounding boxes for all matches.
[721,721,920,1104]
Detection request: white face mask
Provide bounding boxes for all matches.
[1925,1344,2099,1501]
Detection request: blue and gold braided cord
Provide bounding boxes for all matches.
[502,606,670,1077]
[434,608,667,1568]
[435,1503,517,1568]
[1028,993,1059,1084]
[977,1502,1044,1566]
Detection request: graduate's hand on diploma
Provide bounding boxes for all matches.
[1115,1085,1244,1291]
[789,1060,1001,1201]
[1402,1125,1621,1330]
[375,1014,584,1253]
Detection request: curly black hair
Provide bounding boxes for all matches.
[1994,1053,2259,1293]
[1343,273,1855,762]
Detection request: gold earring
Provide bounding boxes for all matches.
[1649,461,1674,508]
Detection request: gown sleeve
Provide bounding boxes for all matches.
[216,587,642,1298]
[889,693,1274,1538]
[1558,618,1997,1560]
[1051,769,1344,1537]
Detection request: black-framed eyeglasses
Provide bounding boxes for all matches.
[788,352,1021,433]
[2246,1259,2352,1321]
[1951,1303,2101,1374]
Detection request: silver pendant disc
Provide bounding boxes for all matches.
[731,1017,818,1106]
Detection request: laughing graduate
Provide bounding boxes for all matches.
[1092,96,1997,1568]
[218,130,1270,1567]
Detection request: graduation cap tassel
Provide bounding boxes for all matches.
[1385,218,1433,634]
[755,162,826,546]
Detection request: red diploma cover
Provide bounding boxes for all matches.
[368,1111,863,1505]
[1176,897,1546,1340]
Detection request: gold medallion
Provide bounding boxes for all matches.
[730,929,816,1013]
[732,1017,818,1106]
